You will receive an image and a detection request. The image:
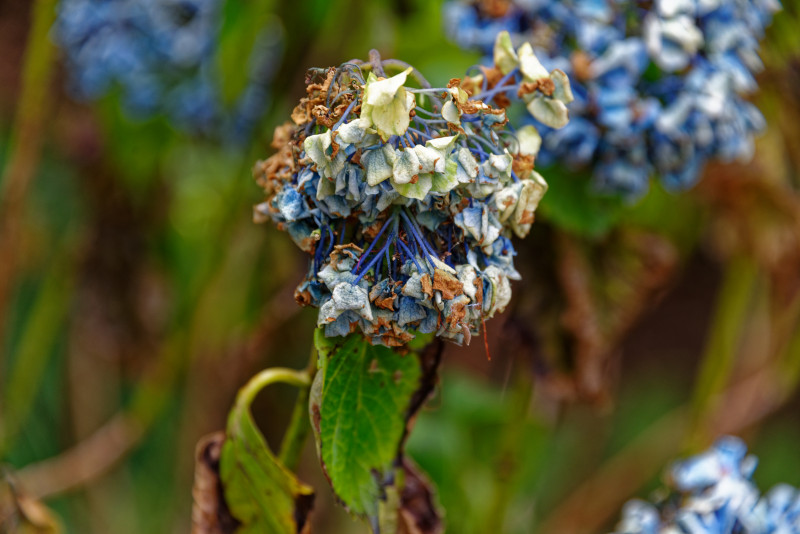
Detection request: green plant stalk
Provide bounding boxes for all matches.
[233,368,310,417]
[778,308,800,394]
[0,0,58,365]
[0,261,73,457]
[278,344,318,472]
[484,367,535,533]
[687,256,760,449]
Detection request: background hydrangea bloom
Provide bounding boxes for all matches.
[254,40,572,346]
[613,436,800,534]
[444,0,780,196]
[54,0,282,139]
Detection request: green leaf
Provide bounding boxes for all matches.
[310,330,423,522]
[220,369,315,534]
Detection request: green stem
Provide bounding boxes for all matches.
[278,344,318,472]
[687,256,759,449]
[0,259,73,457]
[484,365,535,532]
[235,368,310,415]
[0,0,58,365]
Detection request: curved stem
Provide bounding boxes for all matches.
[278,344,319,471]
[369,49,386,78]
[381,59,432,88]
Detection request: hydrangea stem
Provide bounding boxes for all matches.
[278,343,319,472]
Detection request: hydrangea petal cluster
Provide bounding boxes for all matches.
[54,0,282,139]
[613,436,800,534]
[445,0,780,195]
[254,46,571,346]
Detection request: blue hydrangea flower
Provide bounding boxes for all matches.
[254,43,572,346]
[612,436,800,534]
[444,0,780,196]
[53,0,282,140]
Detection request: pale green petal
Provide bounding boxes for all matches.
[392,173,432,200]
[442,99,461,123]
[511,174,548,238]
[481,151,513,179]
[304,131,332,171]
[316,174,336,201]
[392,148,421,185]
[361,67,416,141]
[336,117,370,146]
[431,158,459,194]
[363,67,412,107]
[527,96,569,129]
[412,145,443,174]
[516,125,542,157]
[431,259,456,275]
[426,135,458,151]
[550,69,574,104]
[362,144,396,186]
[494,182,521,223]
[457,147,479,181]
[493,31,519,75]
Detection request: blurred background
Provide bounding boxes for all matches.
[0,1,799,533]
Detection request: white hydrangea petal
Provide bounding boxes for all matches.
[519,42,549,82]
[442,99,461,123]
[516,125,542,157]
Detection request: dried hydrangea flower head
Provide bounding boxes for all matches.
[445,0,780,195]
[612,436,800,534]
[254,42,571,346]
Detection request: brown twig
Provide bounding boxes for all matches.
[15,287,301,501]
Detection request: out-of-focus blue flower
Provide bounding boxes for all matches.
[53,0,283,141]
[254,38,572,346]
[444,0,780,196]
[612,436,800,534]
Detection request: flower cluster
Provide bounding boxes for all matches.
[54,0,282,139]
[253,43,571,346]
[613,436,800,534]
[445,0,779,195]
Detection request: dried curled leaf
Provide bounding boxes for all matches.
[0,471,62,534]
[191,433,240,534]
[397,460,443,534]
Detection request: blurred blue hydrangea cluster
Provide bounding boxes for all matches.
[445,0,780,195]
[254,42,571,346]
[54,0,282,140]
[613,436,800,534]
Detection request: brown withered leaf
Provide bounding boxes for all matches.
[397,459,443,534]
[432,270,463,300]
[0,470,62,534]
[191,433,239,534]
